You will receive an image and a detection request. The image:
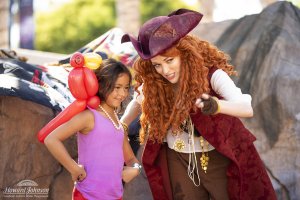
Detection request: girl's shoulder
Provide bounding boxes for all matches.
[75,109,95,134]
[76,108,94,119]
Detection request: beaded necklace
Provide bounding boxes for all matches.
[99,105,122,130]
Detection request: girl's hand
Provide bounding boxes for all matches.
[71,164,87,182]
[195,94,220,115]
[122,166,139,183]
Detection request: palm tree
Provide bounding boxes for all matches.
[198,0,215,23]
[0,0,9,48]
[260,0,277,8]
[116,0,140,35]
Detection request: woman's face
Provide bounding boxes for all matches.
[151,55,181,84]
[105,73,130,108]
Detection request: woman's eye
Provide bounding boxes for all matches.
[166,59,173,63]
[153,64,160,68]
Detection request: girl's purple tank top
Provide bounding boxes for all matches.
[75,108,124,200]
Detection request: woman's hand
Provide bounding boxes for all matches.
[195,93,210,108]
[71,164,87,182]
[122,166,140,183]
[195,94,220,115]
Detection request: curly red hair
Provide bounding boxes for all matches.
[133,35,236,143]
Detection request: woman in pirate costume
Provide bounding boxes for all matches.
[121,8,277,200]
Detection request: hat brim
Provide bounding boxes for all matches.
[121,34,150,59]
[122,34,152,60]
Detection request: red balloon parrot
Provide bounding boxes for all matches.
[37,52,102,143]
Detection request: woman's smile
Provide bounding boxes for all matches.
[151,55,181,84]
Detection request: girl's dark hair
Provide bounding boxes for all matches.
[94,58,132,101]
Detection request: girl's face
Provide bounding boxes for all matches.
[105,73,130,108]
[151,55,181,84]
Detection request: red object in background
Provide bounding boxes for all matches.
[72,188,88,200]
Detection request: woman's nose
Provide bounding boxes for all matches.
[162,65,170,75]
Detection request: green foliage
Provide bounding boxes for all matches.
[288,0,300,7]
[35,0,197,54]
[35,0,115,54]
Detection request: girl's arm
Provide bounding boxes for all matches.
[122,135,141,183]
[44,110,93,182]
[123,135,139,166]
[121,86,143,182]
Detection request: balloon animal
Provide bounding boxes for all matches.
[37,52,102,143]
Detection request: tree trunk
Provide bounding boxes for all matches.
[116,0,140,36]
[260,0,277,8]
[198,0,215,23]
[0,0,10,48]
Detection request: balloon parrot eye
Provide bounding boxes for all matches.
[75,57,82,64]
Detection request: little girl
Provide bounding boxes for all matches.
[44,58,141,200]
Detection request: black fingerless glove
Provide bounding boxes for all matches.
[201,96,220,115]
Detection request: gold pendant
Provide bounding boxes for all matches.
[173,138,186,151]
[200,136,209,173]
[200,154,209,173]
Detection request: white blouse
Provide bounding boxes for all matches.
[134,69,252,153]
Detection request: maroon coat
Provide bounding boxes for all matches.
[142,68,277,200]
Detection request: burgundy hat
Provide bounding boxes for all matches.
[121,9,203,60]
